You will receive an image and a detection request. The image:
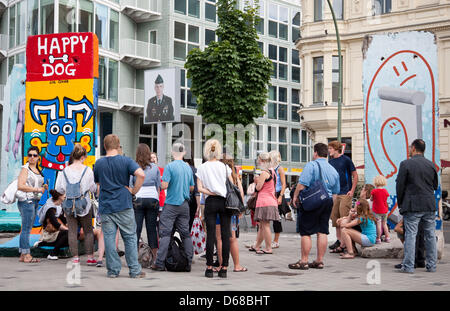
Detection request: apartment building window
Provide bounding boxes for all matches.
[99,57,119,102]
[292,9,300,43]
[314,0,323,22]
[373,0,391,15]
[257,41,264,54]
[332,55,342,105]
[268,86,287,121]
[28,0,39,37]
[253,124,263,154]
[79,0,93,33]
[109,10,119,53]
[95,3,108,49]
[41,0,54,34]
[313,56,324,105]
[205,29,216,46]
[291,88,300,122]
[278,87,287,121]
[269,44,287,80]
[9,6,15,48]
[174,21,200,61]
[17,1,27,46]
[150,30,157,44]
[268,86,277,119]
[175,0,200,18]
[267,126,277,152]
[139,118,158,153]
[205,0,216,22]
[268,3,288,40]
[59,0,76,33]
[255,0,265,35]
[175,0,187,14]
[100,112,113,156]
[334,0,344,20]
[291,128,301,162]
[180,69,197,109]
[292,49,300,83]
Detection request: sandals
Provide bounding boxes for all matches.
[23,255,40,263]
[330,246,346,253]
[233,267,248,272]
[248,246,257,252]
[288,261,309,270]
[309,261,324,269]
[256,250,273,254]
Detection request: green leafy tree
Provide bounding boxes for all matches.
[185,0,272,132]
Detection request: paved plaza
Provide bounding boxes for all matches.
[0,218,449,291]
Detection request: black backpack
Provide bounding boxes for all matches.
[165,233,188,272]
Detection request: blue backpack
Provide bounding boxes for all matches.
[62,167,88,217]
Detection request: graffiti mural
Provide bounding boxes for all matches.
[25,33,99,225]
[0,65,26,212]
[362,31,441,229]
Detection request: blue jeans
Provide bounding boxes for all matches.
[17,199,39,254]
[402,211,437,272]
[134,198,159,249]
[101,208,141,277]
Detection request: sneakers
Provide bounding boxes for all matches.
[47,254,58,260]
[271,241,280,249]
[376,239,382,244]
[205,268,214,278]
[87,258,97,266]
[130,271,146,279]
[96,260,103,267]
[285,212,294,221]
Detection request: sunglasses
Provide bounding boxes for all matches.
[28,153,39,158]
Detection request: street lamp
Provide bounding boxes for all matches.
[326,0,342,143]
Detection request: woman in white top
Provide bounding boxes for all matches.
[196,139,233,279]
[17,146,47,263]
[55,144,97,265]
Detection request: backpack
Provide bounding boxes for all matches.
[165,232,188,272]
[62,167,88,217]
[138,242,154,269]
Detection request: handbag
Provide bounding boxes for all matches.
[1,179,19,204]
[247,192,258,211]
[298,161,330,212]
[190,217,206,255]
[224,164,245,216]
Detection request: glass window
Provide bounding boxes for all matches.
[59,0,76,33]
[332,55,342,104]
[98,57,106,99]
[313,57,324,104]
[278,104,287,120]
[292,89,300,105]
[17,1,27,46]
[268,3,278,20]
[268,102,277,119]
[291,146,300,162]
[268,20,277,37]
[271,61,277,78]
[175,0,187,14]
[279,63,287,80]
[188,25,199,43]
[292,10,301,26]
[291,129,299,144]
[150,30,157,44]
[256,18,264,34]
[302,130,308,144]
[279,23,288,40]
[205,29,215,45]
[268,44,277,60]
[187,90,197,109]
[110,10,119,53]
[314,0,323,22]
[28,0,39,37]
[174,22,186,40]
[279,47,287,63]
[9,6,15,48]
[188,0,200,18]
[100,112,113,156]
[292,49,300,66]
[174,41,186,60]
[292,67,300,83]
[40,0,54,35]
[95,3,109,49]
[291,106,300,122]
[373,0,391,15]
[279,87,287,102]
[279,7,288,23]
[269,86,276,101]
[333,0,343,20]
[205,3,216,22]
[79,0,93,33]
[257,41,263,53]
[108,59,118,102]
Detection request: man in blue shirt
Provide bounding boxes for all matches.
[327,140,358,251]
[290,143,340,270]
[152,143,194,272]
[94,134,145,278]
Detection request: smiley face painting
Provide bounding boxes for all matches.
[363,31,441,229]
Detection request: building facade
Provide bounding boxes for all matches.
[297,0,450,188]
[0,0,308,186]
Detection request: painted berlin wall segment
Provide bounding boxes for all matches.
[25,33,99,225]
[362,31,442,230]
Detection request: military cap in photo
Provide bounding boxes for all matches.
[155,74,164,84]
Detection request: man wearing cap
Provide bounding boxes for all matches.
[145,74,174,123]
[151,143,194,271]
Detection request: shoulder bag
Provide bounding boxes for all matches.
[224,163,245,215]
[298,161,330,212]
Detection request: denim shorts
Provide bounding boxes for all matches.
[361,234,375,247]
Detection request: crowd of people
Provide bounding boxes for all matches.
[13,135,438,277]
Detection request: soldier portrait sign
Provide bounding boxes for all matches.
[144,68,181,124]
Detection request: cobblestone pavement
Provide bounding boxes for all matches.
[0,229,449,291]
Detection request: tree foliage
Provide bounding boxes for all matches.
[185,0,272,130]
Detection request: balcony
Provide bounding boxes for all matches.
[118,88,145,114]
[120,39,161,69]
[298,105,363,132]
[120,0,162,23]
